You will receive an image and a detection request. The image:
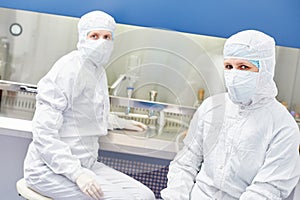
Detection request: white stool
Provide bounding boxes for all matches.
[16,178,52,200]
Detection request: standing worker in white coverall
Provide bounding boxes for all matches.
[24,10,155,200]
[161,30,300,200]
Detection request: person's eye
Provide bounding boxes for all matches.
[88,34,99,40]
[92,34,99,39]
[103,34,112,40]
[224,65,233,70]
[239,65,250,70]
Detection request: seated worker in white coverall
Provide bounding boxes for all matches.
[161,30,300,200]
[23,10,155,200]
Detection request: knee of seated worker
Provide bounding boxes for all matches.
[138,186,156,200]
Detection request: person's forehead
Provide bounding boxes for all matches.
[224,58,250,64]
[88,30,112,35]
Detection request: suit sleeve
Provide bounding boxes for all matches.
[161,107,205,200]
[240,124,300,200]
[32,76,84,182]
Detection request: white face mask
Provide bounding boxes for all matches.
[224,69,259,105]
[79,39,113,67]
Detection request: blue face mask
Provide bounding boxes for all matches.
[224,69,259,105]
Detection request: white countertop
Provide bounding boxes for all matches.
[0,116,33,138]
[0,116,178,159]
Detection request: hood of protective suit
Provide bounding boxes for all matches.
[77,10,116,67]
[223,30,278,107]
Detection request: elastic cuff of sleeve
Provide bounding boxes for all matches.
[242,182,281,200]
[69,167,85,183]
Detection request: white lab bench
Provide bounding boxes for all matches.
[1,116,299,200]
[0,116,178,199]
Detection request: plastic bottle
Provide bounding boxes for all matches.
[194,88,205,107]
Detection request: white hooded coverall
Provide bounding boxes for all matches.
[161,30,300,200]
[24,11,155,200]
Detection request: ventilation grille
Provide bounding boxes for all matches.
[0,90,35,119]
[110,104,192,131]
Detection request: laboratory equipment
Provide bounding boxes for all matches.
[193,88,205,107]
[148,90,158,117]
[124,55,141,114]
[125,55,141,98]
[0,37,9,80]
[110,74,126,96]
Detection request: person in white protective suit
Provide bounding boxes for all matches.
[161,30,300,200]
[23,10,155,200]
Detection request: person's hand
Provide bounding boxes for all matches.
[76,172,103,200]
[123,120,147,132]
